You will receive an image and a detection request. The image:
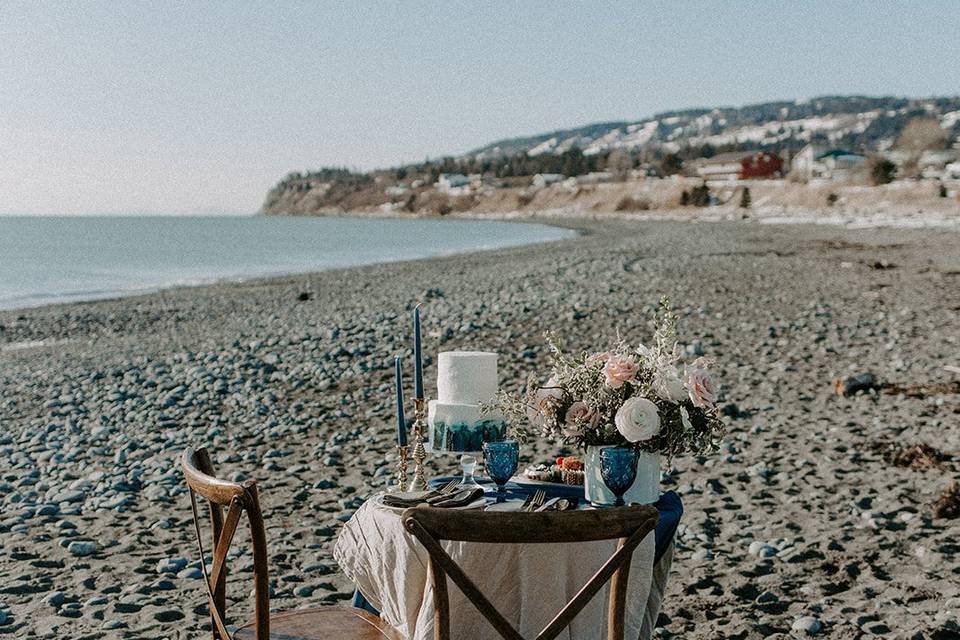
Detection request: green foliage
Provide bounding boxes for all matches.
[491,299,726,461]
[870,158,896,185]
[689,184,711,207]
[659,154,683,176]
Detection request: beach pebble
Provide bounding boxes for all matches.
[748,541,778,558]
[67,541,97,557]
[792,616,822,635]
[177,567,203,580]
[156,558,188,574]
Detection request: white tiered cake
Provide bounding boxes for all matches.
[427,351,507,453]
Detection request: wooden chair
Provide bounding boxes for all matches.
[403,504,659,640]
[182,447,401,640]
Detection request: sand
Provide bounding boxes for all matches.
[1,218,958,639]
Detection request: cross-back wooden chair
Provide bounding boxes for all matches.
[182,447,401,640]
[403,504,658,640]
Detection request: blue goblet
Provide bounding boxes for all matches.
[599,447,639,507]
[483,440,519,503]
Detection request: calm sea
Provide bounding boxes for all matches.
[0,216,573,310]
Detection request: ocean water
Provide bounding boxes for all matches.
[0,215,574,310]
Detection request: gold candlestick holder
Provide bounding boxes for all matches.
[408,398,429,491]
[392,444,409,491]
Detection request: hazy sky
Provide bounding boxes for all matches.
[2,1,958,215]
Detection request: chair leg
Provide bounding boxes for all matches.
[429,559,450,640]
[607,538,631,640]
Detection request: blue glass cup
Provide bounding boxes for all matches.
[483,440,519,503]
[599,447,639,507]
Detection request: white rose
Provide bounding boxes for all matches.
[614,397,661,443]
[653,364,687,403]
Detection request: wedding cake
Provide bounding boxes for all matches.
[427,351,507,453]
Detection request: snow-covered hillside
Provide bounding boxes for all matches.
[469,96,960,159]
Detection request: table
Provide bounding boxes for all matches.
[334,483,682,640]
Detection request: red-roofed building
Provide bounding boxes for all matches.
[696,151,783,182]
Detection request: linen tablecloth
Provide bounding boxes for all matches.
[334,494,677,640]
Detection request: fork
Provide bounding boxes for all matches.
[525,489,547,512]
[383,480,458,505]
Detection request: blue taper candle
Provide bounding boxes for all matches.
[395,356,407,447]
[413,304,424,399]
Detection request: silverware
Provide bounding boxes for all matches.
[519,493,535,511]
[535,497,561,512]
[536,497,575,512]
[431,487,485,508]
[525,489,546,512]
[382,480,458,506]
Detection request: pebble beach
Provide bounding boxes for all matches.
[1,218,959,639]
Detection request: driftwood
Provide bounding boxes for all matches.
[833,372,960,398]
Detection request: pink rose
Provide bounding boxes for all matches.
[604,355,639,389]
[586,351,610,367]
[563,401,599,436]
[685,358,718,408]
[527,377,564,426]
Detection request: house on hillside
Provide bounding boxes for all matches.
[695,151,783,182]
[436,173,470,192]
[532,173,565,188]
[792,145,866,181]
[918,150,959,179]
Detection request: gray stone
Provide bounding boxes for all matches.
[67,540,97,556]
[177,567,203,579]
[156,557,188,574]
[792,616,822,635]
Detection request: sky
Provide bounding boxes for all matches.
[1,1,958,215]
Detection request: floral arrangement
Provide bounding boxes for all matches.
[491,300,725,459]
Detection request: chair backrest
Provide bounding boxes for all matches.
[182,447,270,640]
[402,505,659,640]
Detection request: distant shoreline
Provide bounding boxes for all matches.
[0,215,579,314]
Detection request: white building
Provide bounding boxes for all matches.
[435,173,470,192]
[532,173,565,188]
[791,145,866,182]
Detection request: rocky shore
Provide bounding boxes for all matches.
[1,218,959,639]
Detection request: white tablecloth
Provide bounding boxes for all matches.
[334,498,672,640]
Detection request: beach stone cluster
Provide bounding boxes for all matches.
[0,219,958,638]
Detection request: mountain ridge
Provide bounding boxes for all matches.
[466,95,960,159]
